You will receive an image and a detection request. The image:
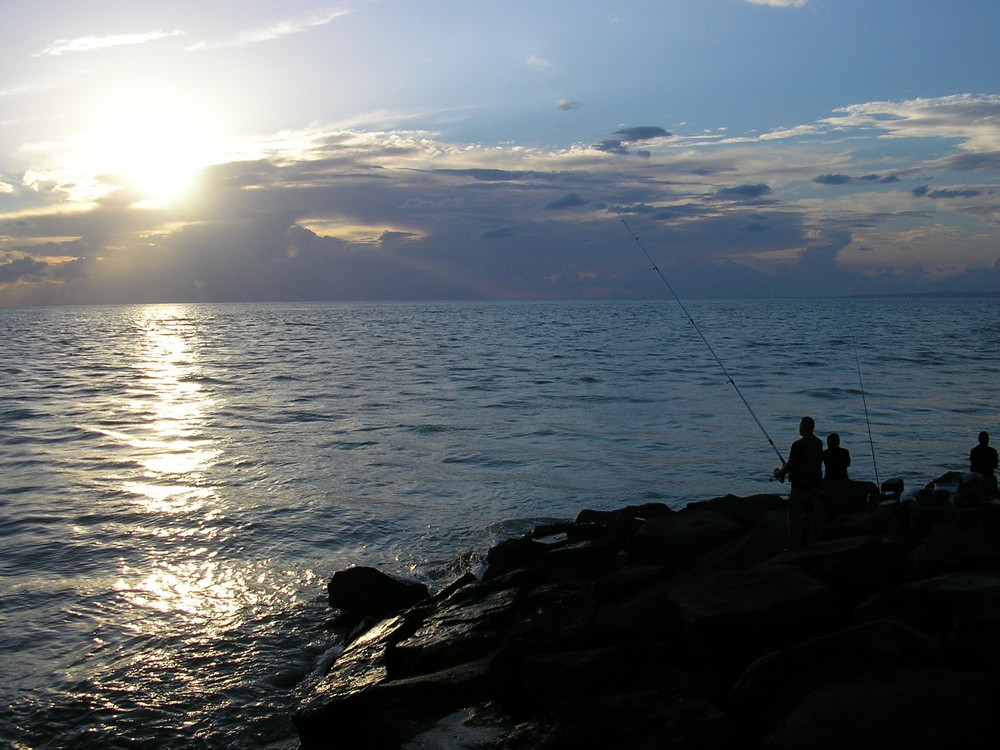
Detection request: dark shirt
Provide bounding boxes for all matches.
[823,446,851,482]
[971,444,998,476]
[788,434,824,488]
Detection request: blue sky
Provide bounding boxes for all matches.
[1,0,999,304]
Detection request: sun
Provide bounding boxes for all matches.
[86,102,221,205]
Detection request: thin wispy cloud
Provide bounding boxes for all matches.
[526,55,554,72]
[186,8,353,51]
[825,95,1000,152]
[34,29,185,57]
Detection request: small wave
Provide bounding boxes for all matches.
[328,440,379,450]
[0,407,45,422]
[407,424,456,435]
[441,453,522,468]
[179,374,227,385]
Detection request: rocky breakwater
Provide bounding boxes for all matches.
[293,483,1000,749]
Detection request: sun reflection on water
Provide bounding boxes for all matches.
[112,305,253,629]
[123,305,220,513]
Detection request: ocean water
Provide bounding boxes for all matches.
[0,297,996,748]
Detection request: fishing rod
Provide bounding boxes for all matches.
[621,218,786,466]
[852,336,881,487]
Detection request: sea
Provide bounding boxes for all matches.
[1,297,996,748]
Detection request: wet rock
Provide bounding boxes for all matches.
[294,615,415,748]
[393,586,521,675]
[327,566,429,622]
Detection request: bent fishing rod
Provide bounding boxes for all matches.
[852,335,881,487]
[621,219,787,468]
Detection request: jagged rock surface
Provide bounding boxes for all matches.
[294,487,1000,749]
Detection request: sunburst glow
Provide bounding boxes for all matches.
[84,102,221,204]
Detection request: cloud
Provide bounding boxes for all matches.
[526,55,554,72]
[34,29,185,57]
[0,254,51,282]
[593,126,670,156]
[557,100,581,111]
[545,192,587,210]
[825,94,1000,152]
[814,173,899,186]
[614,126,671,142]
[186,8,352,51]
[715,184,773,201]
[912,185,982,199]
[5,93,1000,305]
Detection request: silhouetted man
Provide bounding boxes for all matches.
[774,416,823,550]
[970,431,998,498]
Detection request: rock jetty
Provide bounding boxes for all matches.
[293,482,1000,749]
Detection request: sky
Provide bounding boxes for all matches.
[1,0,999,305]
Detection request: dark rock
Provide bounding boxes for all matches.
[774,535,907,611]
[393,586,521,675]
[484,536,549,580]
[682,493,786,529]
[298,499,1000,749]
[294,615,416,748]
[728,618,947,733]
[591,563,667,601]
[517,643,687,713]
[593,579,679,645]
[575,502,672,524]
[499,690,742,750]
[692,509,788,571]
[760,668,1000,750]
[819,479,879,517]
[855,571,1000,668]
[628,510,745,570]
[819,504,902,541]
[500,583,598,657]
[326,566,429,620]
[666,564,841,674]
[905,506,1000,579]
[366,656,498,747]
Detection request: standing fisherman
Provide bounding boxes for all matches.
[773,417,824,551]
[970,431,998,499]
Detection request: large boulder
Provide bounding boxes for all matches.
[628,510,745,570]
[294,615,416,748]
[666,564,841,674]
[774,535,907,610]
[682,493,785,529]
[855,571,1000,668]
[760,668,1000,750]
[905,507,1000,579]
[327,566,429,621]
[728,617,947,734]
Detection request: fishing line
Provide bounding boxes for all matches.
[851,332,881,487]
[621,219,786,465]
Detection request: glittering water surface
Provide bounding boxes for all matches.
[1,298,996,747]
